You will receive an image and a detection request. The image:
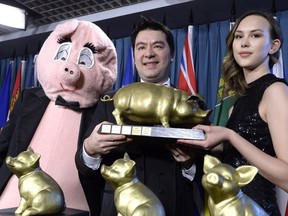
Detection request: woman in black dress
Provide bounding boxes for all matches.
[177,10,288,216]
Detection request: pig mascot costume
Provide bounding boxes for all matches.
[0,19,117,211]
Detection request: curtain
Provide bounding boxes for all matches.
[194,20,229,120]
[1,11,288,121]
[113,36,138,89]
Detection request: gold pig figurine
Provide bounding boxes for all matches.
[202,155,268,216]
[101,82,212,128]
[100,153,165,216]
[5,148,65,216]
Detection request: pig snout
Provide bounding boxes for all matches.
[192,109,212,119]
[5,156,13,165]
[206,172,223,186]
[59,65,81,86]
[176,101,212,125]
[100,165,107,175]
[101,165,113,179]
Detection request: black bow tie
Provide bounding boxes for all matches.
[55,95,81,112]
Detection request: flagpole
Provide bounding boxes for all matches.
[33,55,38,87]
[21,60,26,90]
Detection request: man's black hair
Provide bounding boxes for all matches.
[131,16,175,56]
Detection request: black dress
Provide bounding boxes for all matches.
[224,73,286,216]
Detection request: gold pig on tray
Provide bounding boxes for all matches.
[5,148,65,216]
[100,153,165,216]
[101,82,211,128]
[202,155,268,216]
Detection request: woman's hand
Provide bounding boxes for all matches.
[177,124,230,150]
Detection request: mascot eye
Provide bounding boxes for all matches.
[78,47,94,68]
[54,42,71,61]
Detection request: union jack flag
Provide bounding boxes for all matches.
[177,25,197,95]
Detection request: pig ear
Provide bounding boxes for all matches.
[235,165,258,187]
[124,152,130,161]
[126,160,136,178]
[52,19,79,37]
[187,95,199,101]
[30,152,41,161]
[187,94,207,110]
[27,152,41,168]
[203,154,221,173]
[27,147,34,153]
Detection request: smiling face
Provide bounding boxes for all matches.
[232,15,279,73]
[133,29,172,84]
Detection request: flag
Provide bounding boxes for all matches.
[177,25,197,95]
[212,53,236,127]
[178,25,204,216]
[272,15,284,80]
[0,62,13,128]
[121,47,134,87]
[212,75,237,126]
[9,62,22,113]
[212,22,237,127]
[272,49,284,78]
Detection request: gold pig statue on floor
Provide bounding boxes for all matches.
[5,148,65,216]
[100,153,165,216]
[101,82,211,128]
[202,155,268,216]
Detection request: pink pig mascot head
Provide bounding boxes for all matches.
[37,19,117,108]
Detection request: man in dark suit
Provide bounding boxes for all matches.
[76,17,203,216]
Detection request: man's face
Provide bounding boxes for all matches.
[134,29,173,83]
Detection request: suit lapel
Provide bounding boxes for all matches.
[77,105,96,148]
[14,88,50,153]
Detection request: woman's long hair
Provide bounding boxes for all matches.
[222,10,283,97]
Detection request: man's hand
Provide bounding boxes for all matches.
[166,143,196,169]
[84,121,132,157]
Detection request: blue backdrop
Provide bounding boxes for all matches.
[1,10,288,122]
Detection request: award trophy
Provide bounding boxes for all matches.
[98,82,211,140]
[3,148,89,216]
[101,153,165,216]
[202,155,267,216]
